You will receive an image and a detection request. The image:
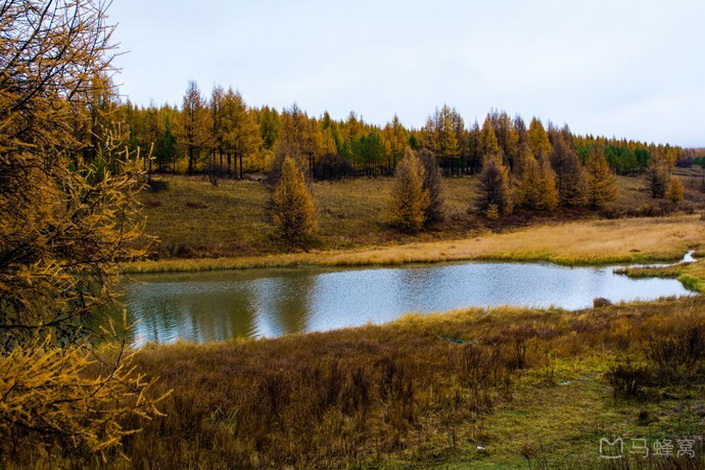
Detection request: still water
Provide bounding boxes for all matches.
[124,261,696,345]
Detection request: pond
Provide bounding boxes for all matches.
[124,259,696,345]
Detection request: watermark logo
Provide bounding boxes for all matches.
[599,438,624,459]
[599,436,698,460]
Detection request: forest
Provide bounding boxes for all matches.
[120,80,683,181]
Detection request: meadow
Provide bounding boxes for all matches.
[138,170,705,262]
[8,296,705,469]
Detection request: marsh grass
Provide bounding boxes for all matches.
[617,258,705,294]
[9,297,705,468]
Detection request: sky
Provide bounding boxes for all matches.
[109,0,705,147]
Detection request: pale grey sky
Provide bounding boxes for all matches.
[110,0,704,147]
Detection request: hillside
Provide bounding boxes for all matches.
[139,170,705,261]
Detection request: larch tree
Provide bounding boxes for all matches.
[551,134,588,206]
[646,148,672,198]
[666,176,685,203]
[271,156,318,245]
[179,80,210,174]
[418,149,445,224]
[221,88,262,179]
[479,117,502,160]
[475,153,513,217]
[584,146,618,208]
[537,158,560,211]
[513,143,559,211]
[528,118,553,161]
[513,144,538,208]
[383,114,409,173]
[209,84,226,181]
[0,0,163,458]
[487,110,519,169]
[421,106,462,172]
[388,151,430,232]
[279,104,311,165]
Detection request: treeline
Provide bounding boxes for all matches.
[117,81,684,181]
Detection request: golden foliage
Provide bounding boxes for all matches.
[0,0,164,461]
[0,318,167,460]
[387,151,430,232]
[527,117,553,159]
[666,175,685,203]
[585,146,618,208]
[513,145,559,211]
[271,156,318,244]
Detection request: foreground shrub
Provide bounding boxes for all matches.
[605,363,652,399]
[0,331,165,463]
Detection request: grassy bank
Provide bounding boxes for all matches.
[125,215,705,273]
[618,258,705,293]
[138,173,705,261]
[14,296,705,469]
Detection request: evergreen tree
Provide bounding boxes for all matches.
[154,116,177,173]
[352,130,386,177]
[476,154,513,216]
[271,156,317,244]
[388,152,429,232]
[257,106,281,151]
[585,146,618,208]
[418,149,445,224]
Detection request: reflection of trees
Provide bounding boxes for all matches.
[227,287,257,339]
[270,274,315,335]
[125,281,258,344]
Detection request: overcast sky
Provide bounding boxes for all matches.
[109,0,704,147]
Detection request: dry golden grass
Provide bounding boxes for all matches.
[126,215,705,273]
[12,297,705,469]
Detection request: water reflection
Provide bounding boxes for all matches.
[124,261,697,345]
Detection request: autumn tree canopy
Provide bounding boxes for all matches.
[0,0,163,458]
